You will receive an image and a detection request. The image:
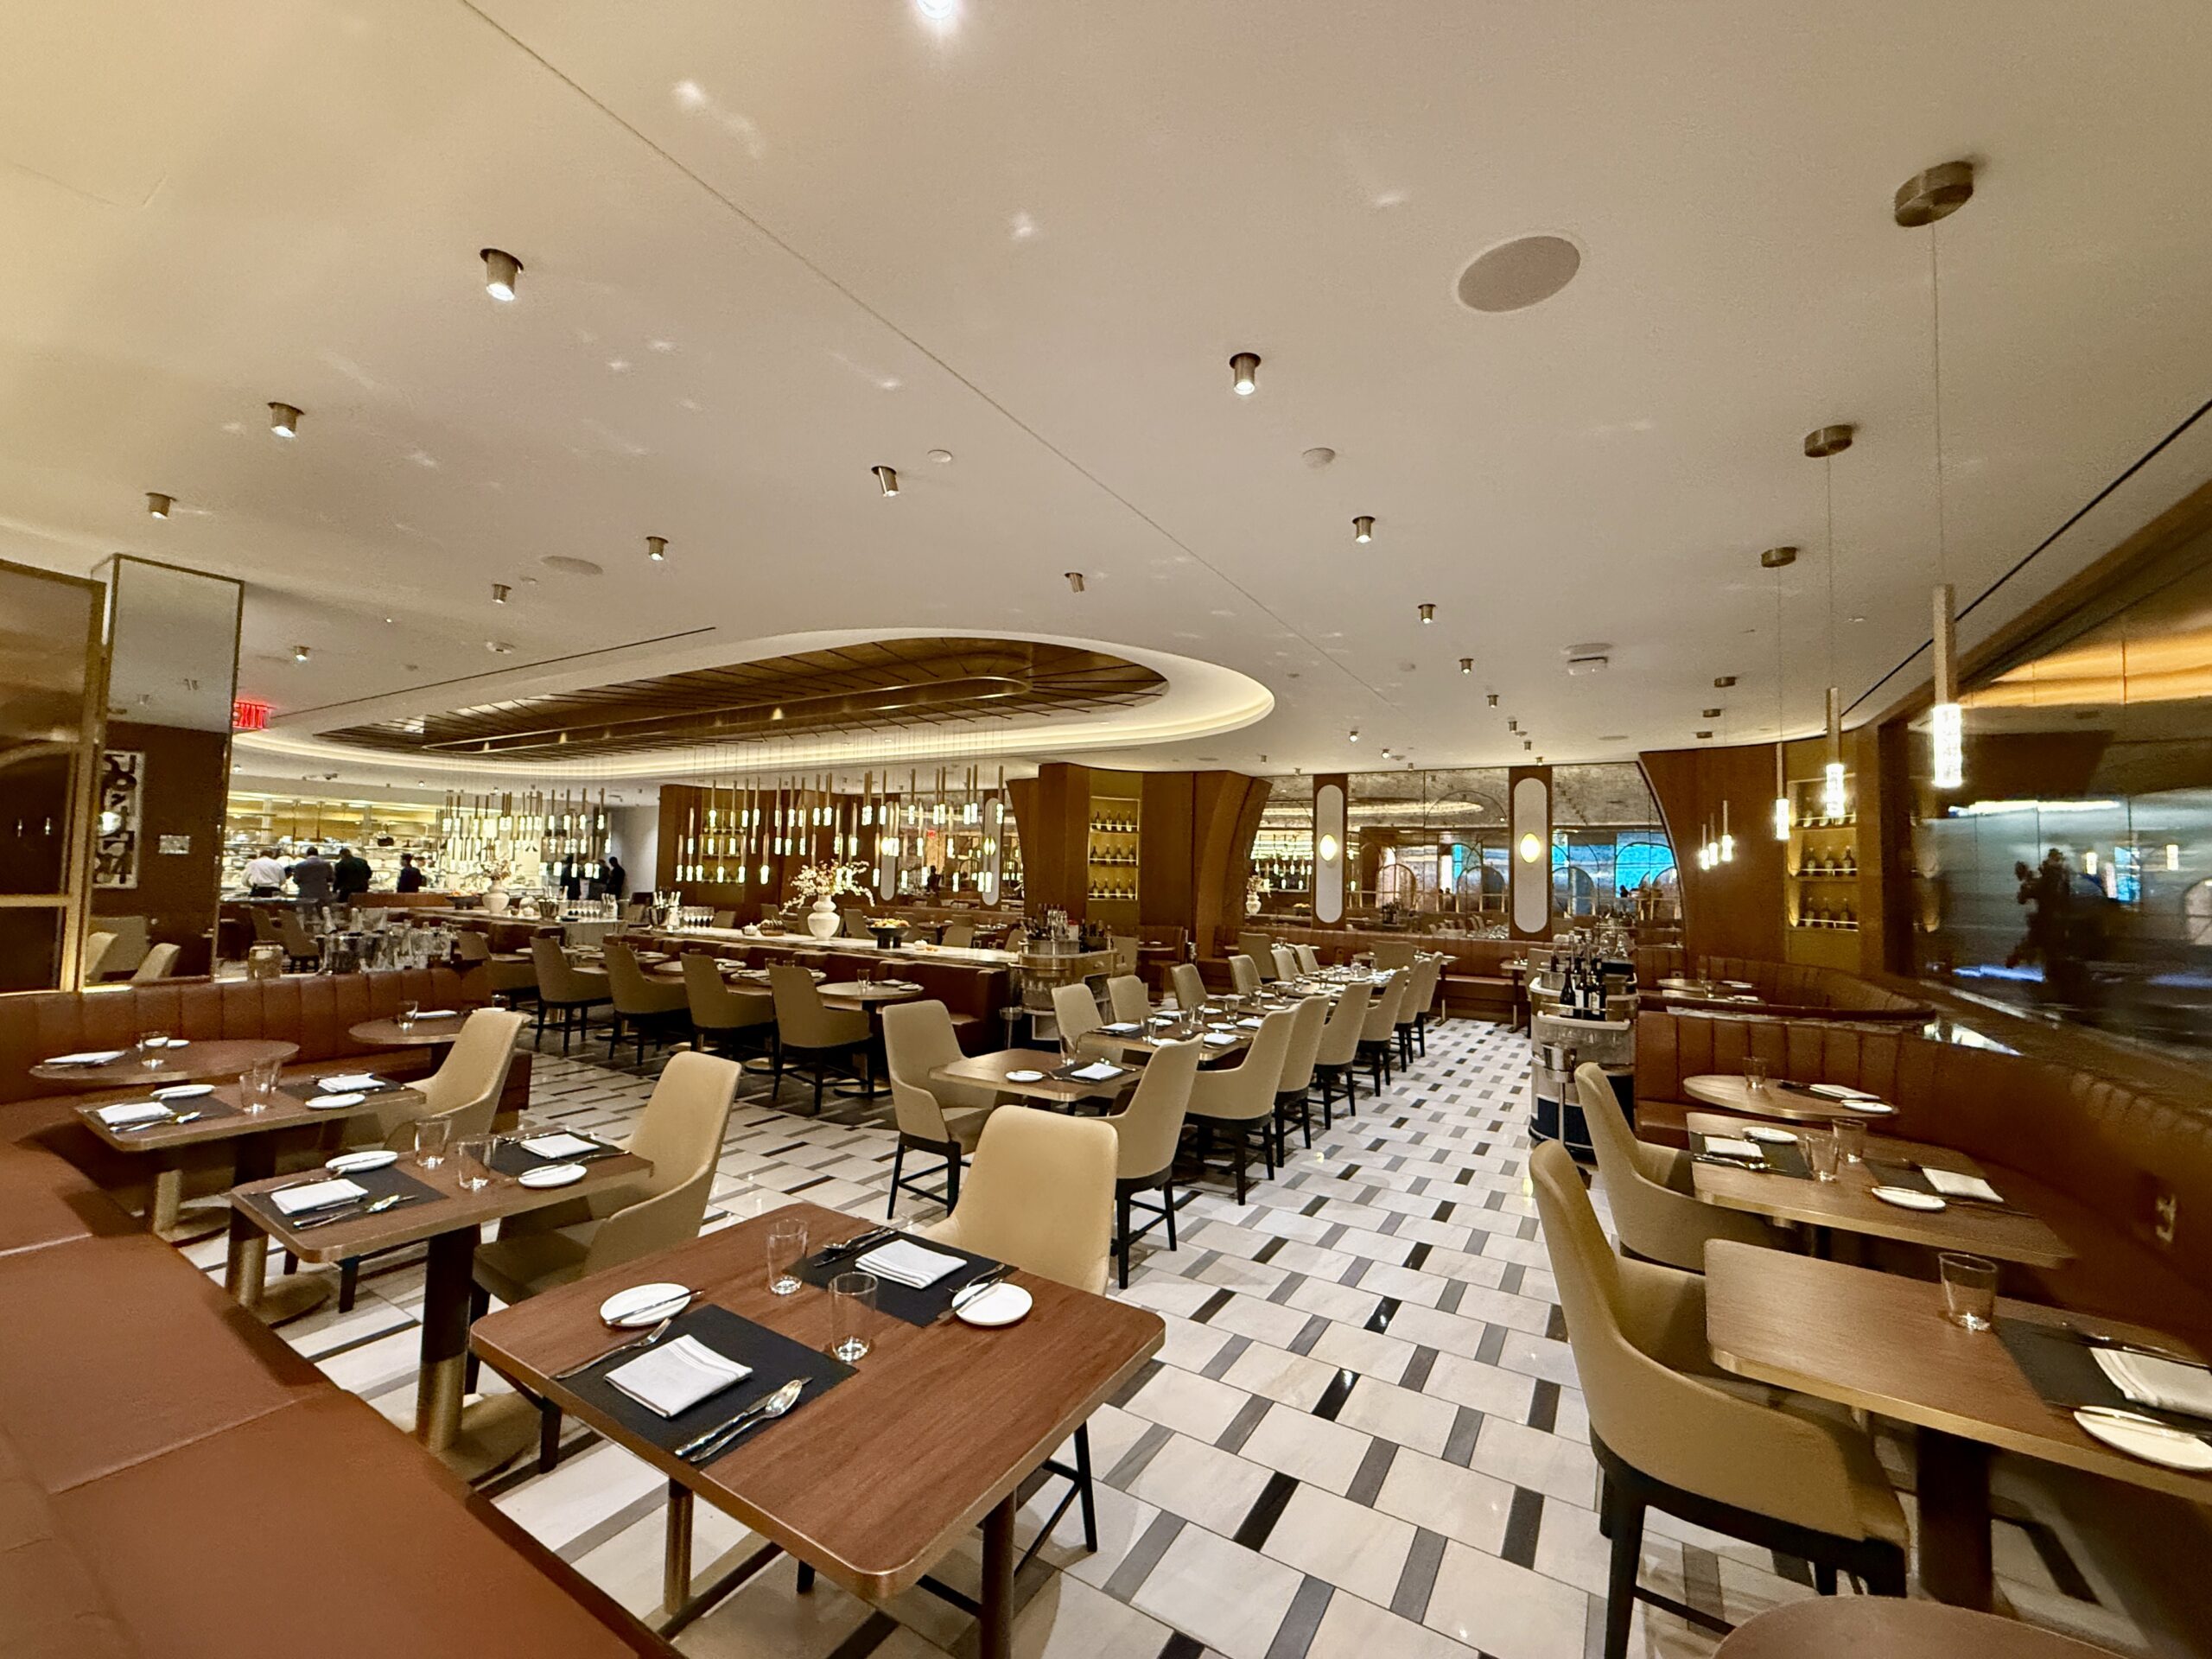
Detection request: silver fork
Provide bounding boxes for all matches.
[554,1313,679,1380]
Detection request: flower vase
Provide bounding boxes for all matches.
[804,896,840,939]
[484,886,511,915]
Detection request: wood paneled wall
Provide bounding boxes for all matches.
[92,721,229,976]
[1640,742,1789,963]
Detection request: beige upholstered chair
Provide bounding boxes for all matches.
[1394,954,1442,1064]
[1575,1065,1787,1270]
[1169,961,1208,1014]
[1270,995,1330,1158]
[711,909,737,929]
[925,1107,1117,1293]
[1529,1141,1906,1659]
[683,952,775,1061]
[483,945,538,1009]
[456,930,493,963]
[1109,934,1140,977]
[531,936,609,1054]
[1310,981,1374,1122]
[249,908,285,950]
[1270,944,1300,983]
[1226,954,1262,997]
[767,963,871,1114]
[1051,981,1114,1057]
[1294,944,1322,976]
[1105,974,1150,1025]
[276,911,321,969]
[939,921,975,949]
[880,999,999,1217]
[1186,1007,1295,1202]
[1097,1037,1201,1287]
[129,942,180,982]
[1369,938,1418,972]
[1357,971,1408,1091]
[602,940,690,1065]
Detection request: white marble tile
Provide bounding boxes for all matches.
[1373,1448,1516,1553]
[1128,1433,1274,1538]
[1128,1522,1304,1659]
[1261,1482,1417,1606]
[1422,1540,1592,1659]
[1332,1376,1459,1457]
[1122,1363,1250,1442]
[1305,1591,1481,1659]
[1235,1402,1373,1493]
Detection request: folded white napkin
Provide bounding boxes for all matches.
[2093,1346,2212,1421]
[519,1132,601,1160]
[318,1074,383,1092]
[607,1336,753,1417]
[1808,1083,1874,1100]
[1701,1136,1764,1162]
[410,1007,459,1019]
[46,1050,124,1066]
[1204,1032,1240,1046]
[1101,1020,1144,1033]
[1066,1060,1122,1083]
[855,1237,967,1289]
[96,1101,170,1128]
[271,1177,366,1217]
[1236,1017,1265,1030]
[1921,1166,2004,1204]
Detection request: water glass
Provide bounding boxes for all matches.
[1939,1252,1999,1331]
[1742,1057,1769,1094]
[398,999,420,1033]
[1833,1119,1866,1165]
[767,1218,808,1295]
[414,1116,453,1168]
[241,1058,283,1113]
[136,1030,172,1068]
[830,1270,878,1363]
[1805,1128,1840,1182]
[454,1135,495,1192]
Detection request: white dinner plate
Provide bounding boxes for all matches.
[327,1149,398,1173]
[600,1281,694,1327]
[310,1091,365,1109]
[1003,1069,1046,1084]
[1871,1185,1947,1211]
[1745,1126,1797,1143]
[957,1282,1033,1328]
[152,1083,215,1099]
[2073,1407,2212,1471]
[44,1050,124,1066]
[1840,1099,1897,1116]
[518,1162,587,1188]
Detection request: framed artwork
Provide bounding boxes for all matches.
[94,749,143,890]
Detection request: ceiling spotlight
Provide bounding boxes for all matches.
[1507,718,1518,732]
[1761,546,1800,569]
[269,403,302,439]
[1065,571,1086,594]
[1703,707,1723,719]
[1713,675,1737,689]
[1459,658,1473,675]
[492,583,511,605]
[915,0,956,17]
[1696,729,1713,740]
[292,645,310,663]
[1486,692,1499,707]
[1353,515,1374,543]
[873,465,899,496]
[1348,728,1360,743]
[645,535,667,563]
[770,706,785,721]
[1523,739,1534,751]
[927,448,955,464]
[486,640,514,654]
[1803,425,1854,460]
[1417,602,1434,625]
[480,248,522,302]
[1893,160,1975,228]
[145,492,173,519]
[1229,352,1261,397]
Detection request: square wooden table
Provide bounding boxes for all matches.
[468,1203,1164,1658]
[229,1145,651,1457]
[1704,1241,2212,1607]
[930,1047,1140,1107]
[1685,1111,2072,1268]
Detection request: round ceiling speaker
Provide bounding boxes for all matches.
[1456,235,1582,313]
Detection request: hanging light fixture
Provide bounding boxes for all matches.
[1719,798,1734,864]
[1417,601,1435,624]
[1353,515,1374,543]
[1762,546,1797,839]
[268,402,302,439]
[872,465,899,497]
[1897,160,1974,790]
[645,535,667,563]
[145,492,173,519]
[1229,352,1261,397]
[481,248,522,302]
[1806,423,1855,818]
[1459,657,1473,675]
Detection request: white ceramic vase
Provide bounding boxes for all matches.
[804,896,840,939]
[484,885,511,915]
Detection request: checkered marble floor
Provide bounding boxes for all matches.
[194,1014,2157,1659]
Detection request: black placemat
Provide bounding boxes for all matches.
[1690,1130,1810,1179]
[1994,1319,2209,1431]
[798,1236,1005,1327]
[1051,1060,1133,1087]
[101,1096,241,1132]
[1865,1157,1936,1195]
[238,1162,443,1231]
[488,1135,625,1177]
[563,1304,851,1458]
[311,1075,403,1096]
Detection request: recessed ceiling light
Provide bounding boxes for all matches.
[1486,693,1499,707]
[269,402,302,439]
[1348,728,1359,742]
[645,535,667,563]
[1353,515,1374,543]
[1713,675,1737,689]
[1703,707,1723,719]
[1302,447,1337,469]
[1229,352,1261,397]
[1459,658,1473,675]
[1418,602,1434,624]
[292,645,310,663]
[873,465,899,497]
[480,248,522,302]
[492,583,511,604]
[927,448,955,464]
[1456,234,1582,314]
[145,492,172,518]
[915,0,956,17]
[486,640,514,654]
[1696,729,1713,740]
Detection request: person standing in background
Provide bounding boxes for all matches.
[333,846,372,899]
[602,854,626,906]
[244,847,286,897]
[395,853,426,893]
[557,854,582,900]
[290,845,334,909]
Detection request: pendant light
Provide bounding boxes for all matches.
[1805,423,1854,819]
[1762,546,1797,838]
[1897,161,1974,790]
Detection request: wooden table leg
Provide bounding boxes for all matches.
[416,1228,477,1452]
[978,1490,1017,1659]
[664,1481,694,1614]
[1916,1427,1993,1610]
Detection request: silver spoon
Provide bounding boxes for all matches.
[680,1378,806,1462]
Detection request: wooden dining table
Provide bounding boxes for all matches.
[930,1046,1141,1107]
[1683,1072,1894,1125]
[1714,1597,2120,1659]
[1683,1111,2073,1268]
[1704,1241,2212,1608]
[469,1202,1164,1658]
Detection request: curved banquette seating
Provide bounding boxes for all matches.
[1645,956,1934,1021]
[637,937,1012,1052]
[1634,1007,2212,1339]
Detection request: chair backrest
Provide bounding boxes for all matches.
[1314,981,1373,1065]
[1051,982,1102,1046]
[1294,944,1321,975]
[880,999,969,1141]
[250,909,284,945]
[454,931,492,963]
[1170,962,1208,1013]
[1105,974,1150,1024]
[1275,995,1330,1094]
[583,1052,741,1270]
[1575,1063,1714,1271]
[683,952,769,1027]
[531,936,591,1002]
[81,932,118,982]
[1103,1038,1201,1179]
[940,922,975,949]
[1189,1007,1296,1122]
[130,943,180,983]
[1370,939,1418,971]
[712,909,736,928]
[277,912,319,956]
[416,1007,526,1135]
[1397,956,1441,1029]
[1226,954,1262,996]
[1109,934,1140,977]
[932,1108,1117,1293]
[1236,931,1274,967]
[1360,972,1407,1039]
[1270,945,1300,982]
[601,940,661,1014]
[768,963,844,1046]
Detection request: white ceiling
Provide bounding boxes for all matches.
[4,0,2211,789]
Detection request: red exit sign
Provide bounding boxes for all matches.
[232,698,271,732]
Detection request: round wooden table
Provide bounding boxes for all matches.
[1715,1597,2118,1658]
[347,1014,469,1049]
[29,1037,300,1092]
[1682,1072,1891,1125]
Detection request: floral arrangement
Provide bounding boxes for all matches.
[477,857,513,890]
[790,860,869,903]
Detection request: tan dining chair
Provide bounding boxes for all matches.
[474,1049,742,1471]
[455,930,492,963]
[1575,1064,1787,1270]
[1270,944,1300,983]
[711,909,737,929]
[1529,1140,1906,1659]
[1169,961,1209,1014]
[1294,944,1322,976]
[767,963,872,1114]
[249,907,286,950]
[1369,938,1419,972]
[129,942,180,983]
[1109,933,1141,977]
[1186,1007,1295,1203]
[1357,971,1408,1092]
[939,921,975,949]
[1271,995,1330,1159]
[1236,931,1275,969]
[1226,953,1263,997]
[276,910,322,969]
[880,998,1001,1217]
[1098,1037,1201,1287]
[1105,973,1151,1025]
[1051,981,1114,1058]
[1309,980,1373,1123]
[601,940,691,1065]
[531,936,610,1054]
[1395,954,1442,1065]
[683,952,776,1063]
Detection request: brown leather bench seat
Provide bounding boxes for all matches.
[1643,954,1934,1021]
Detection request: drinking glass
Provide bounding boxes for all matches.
[241,1058,283,1113]
[398,999,420,1033]
[1742,1058,1769,1094]
[830,1270,878,1363]
[414,1116,453,1168]
[454,1135,495,1192]
[1805,1128,1840,1182]
[136,1030,172,1068]
[1939,1252,1999,1331]
[1833,1119,1866,1165]
[767,1219,808,1295]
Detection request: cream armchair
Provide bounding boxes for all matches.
[1185,1007,1295,1203]
[683,952,775,1063]
[1051,982,1116,1058]
[1226,953,1262,997]
[1098,1038,1201,1287]
[1575,1065,1787,1270]
[880,999,998,1217]
[1105,974,1151,1025]
[767,963,871,1114]
[1270,995,1330,1159]
[1169,961,1209,1014]
[602,940,690,1065]
[1309,980,1373,1123]
[531,936,609,1054]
